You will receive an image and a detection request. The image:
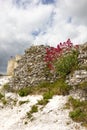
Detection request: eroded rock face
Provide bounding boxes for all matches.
[66,70,87,86]
[9,45,58,90]
[66,43,87,99]
[66,43,87,85]
[78,42,87,68]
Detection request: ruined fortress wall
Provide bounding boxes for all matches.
[7,58,15,76]
[7,55,21,76]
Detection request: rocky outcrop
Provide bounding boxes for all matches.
[9,45,58,90]
[66,70,87,86]
[66,43,87,99]
[8,43,87,96]
[78,42,87,69]
[67,43,87,85]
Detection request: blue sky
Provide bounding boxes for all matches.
[42,0,55,4]
[0,0,87,73]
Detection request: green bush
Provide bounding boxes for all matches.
[0,93,4,100]
[37,91,53,106]
[26,112,32,119]
[69,108,86,122]
[30,105,38,113]
[37,79,71,96]
[18,87,33,97]
[37,99,49,106]
[1,98,7,105]
[51,79,71,95]
[68,96,83,108]
[18,79,71,96]
[68,96,87,126]
[55,51,78,77]
[43,91,53,100]
[26,105,38,120]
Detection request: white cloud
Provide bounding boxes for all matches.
[0,0,53,43]
[0,0,87,46]
[34,0,87,46]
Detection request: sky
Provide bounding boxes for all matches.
[0,0,87,73]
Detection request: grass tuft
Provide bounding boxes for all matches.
[18,87,33,97]
[18,79,71,97]
[68,96,87,126]
[19,100,29,105]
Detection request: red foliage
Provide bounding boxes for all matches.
[44,39,79,70]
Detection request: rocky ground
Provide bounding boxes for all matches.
[0,76,86,130]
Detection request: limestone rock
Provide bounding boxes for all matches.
[9,45,58,90]
[66,43,87,99]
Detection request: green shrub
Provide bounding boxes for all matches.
[18,79,71,96]
[69,108,86,122]
[55,51,78,77]
[68,96,87,126]
[68,96,83,108]
[37,91,53,106]
[37,79,71,96]
[0,93,7,105]
[26,112,32,119]
[26,105,38,120]
[51,79,71,95]
[42,79,70,95]
[18,82,51,96]
[43,91,53,100]
[18,87,33,97]
[37,99,49,106]
[30,105,38,113]
[1,98,7,105]
[0,93,4,100]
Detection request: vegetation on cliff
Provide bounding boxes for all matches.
[2,39,87,127]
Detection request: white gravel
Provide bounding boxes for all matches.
[0,77,86,130]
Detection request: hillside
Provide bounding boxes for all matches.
[0,41,87,130]
[8,41,87,98]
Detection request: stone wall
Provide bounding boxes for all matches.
[8,43,87,96]
[9,45,58,90]
[7,55,21,76]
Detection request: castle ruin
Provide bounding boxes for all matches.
[7,55,21,76]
